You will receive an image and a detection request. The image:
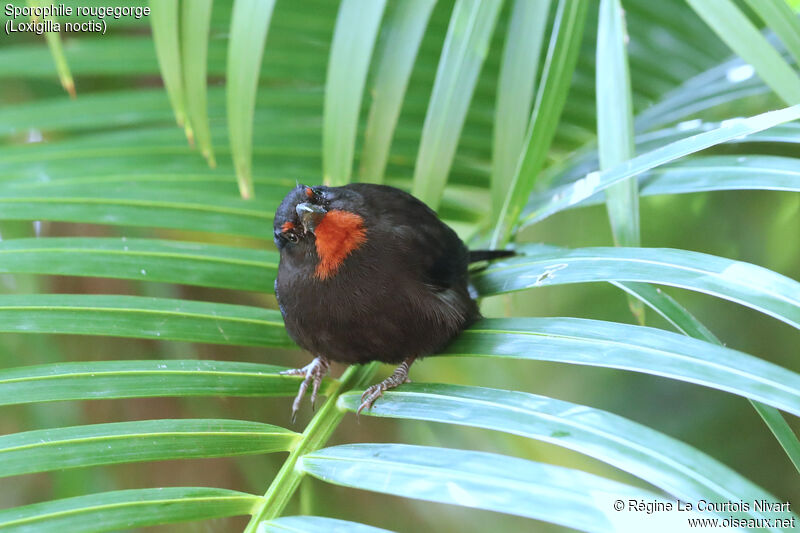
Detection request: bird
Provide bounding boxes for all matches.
[273,183,512,420]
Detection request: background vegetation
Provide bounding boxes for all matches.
[0,0,799,531]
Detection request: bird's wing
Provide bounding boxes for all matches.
[385,203,469,291]
[345,183,471,291]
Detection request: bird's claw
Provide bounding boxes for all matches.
[357,357,414,415]
[281,356,329,423]
[357,383,384,415]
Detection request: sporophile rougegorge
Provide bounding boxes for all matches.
[273,183,512,420]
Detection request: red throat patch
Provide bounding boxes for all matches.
[314,210,366,279]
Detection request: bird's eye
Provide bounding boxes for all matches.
[304,186,330,206]
[286,232,299,243]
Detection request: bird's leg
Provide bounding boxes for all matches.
[280,356,330,422]
[358,357,415,415]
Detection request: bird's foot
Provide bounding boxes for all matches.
[357,357,415,415]
[281,356,330,422]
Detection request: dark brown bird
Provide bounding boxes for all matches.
[273,183,511,419]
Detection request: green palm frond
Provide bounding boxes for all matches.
[0,0,798,531]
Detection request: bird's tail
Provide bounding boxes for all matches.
[467,250,514,300]
[468,250,515,263]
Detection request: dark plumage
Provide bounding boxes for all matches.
[273,183,511,418]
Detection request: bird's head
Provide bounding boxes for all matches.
[273,184,367,280]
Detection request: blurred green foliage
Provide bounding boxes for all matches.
[0,0,798,531]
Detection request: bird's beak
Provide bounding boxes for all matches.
[295,202,327,234]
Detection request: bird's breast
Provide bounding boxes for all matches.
[313,210,367,280]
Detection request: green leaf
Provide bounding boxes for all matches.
[258,516,394,533]
[442,317,800,416]
[359,0,436,183]
[616,281,800,475]
[0,113,328,181]
[149,0,189,132]
[0,174,480,237]
[411,0,504,209]
[0,360,326,406]
[244,364,380,532]
[621,1,730,87]
[0,87,174,136]
[40,33,74,99]
[0,419,298,478]
[521,104,800,228]
[745,0,800,68]
[613,282,718,340]
[227,0,277,198]
[0,85,317,137]
[0,294,293,347]
[686,0,800,106]
[597,0,638,246]
[0,237,277,292]
[491,0,589,245]
[544,122,800,194]
[596,0,642,323]
[0,99,489,204]
[569,156,800,210]
[0,37,160,78]
[491,0,550,216]
[0,92,487,216]
[0,185,275,240]
[0,487,259,532]
[751,401,800,474]
[181,0,215,166]
[299,443,665,531]
[27,0,75,98]
[339,383,782,520]
[634,70,770,132]
[640,154,800,193]
[472,245,800,329]
[323,0,387,186]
